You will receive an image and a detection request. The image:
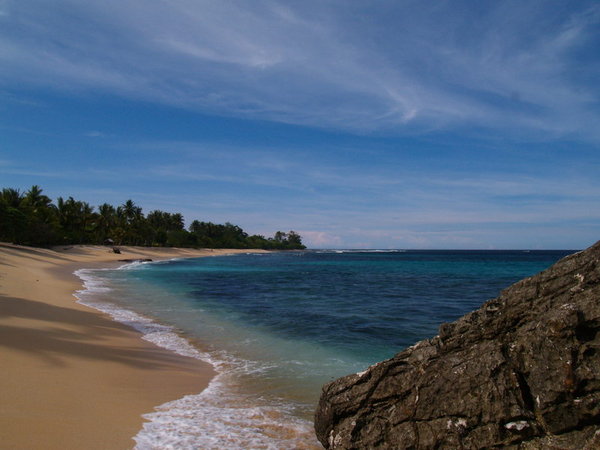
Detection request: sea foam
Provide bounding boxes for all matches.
[73,267,320,449]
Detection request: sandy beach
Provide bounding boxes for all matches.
[0,243,257,449]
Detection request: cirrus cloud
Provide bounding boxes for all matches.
[0,0,599,139]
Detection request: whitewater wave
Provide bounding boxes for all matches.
[73,267,320,449]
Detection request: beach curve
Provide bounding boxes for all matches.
[0,243,257,449]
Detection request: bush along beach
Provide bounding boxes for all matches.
[0,185,305,250]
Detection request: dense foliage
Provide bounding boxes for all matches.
[0,186,306,250]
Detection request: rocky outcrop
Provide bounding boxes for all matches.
[315,241,600,449]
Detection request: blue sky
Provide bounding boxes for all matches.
[1,0,599,249]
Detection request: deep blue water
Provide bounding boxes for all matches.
[78,249,575,448]
[133,249,574,359]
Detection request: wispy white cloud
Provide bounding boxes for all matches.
[296,231,343,248]
[85,130,109,138]
[0,168,67,178]
[1,1,599,139]
[2,2,599,249]
[96,141,599,246]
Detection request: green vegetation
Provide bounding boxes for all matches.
[0,185,306,250]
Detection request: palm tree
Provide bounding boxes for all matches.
[23,185,47,208]
[1,188,23,208]
[21,186,58,245]
[122,200,141,224]
[55,196,95,243]
[0,183,305,249]
[170,213,184,231]
[80,202,95,243]
[96,203,116,243]
[0,188,26,243]
[121,199,145,245]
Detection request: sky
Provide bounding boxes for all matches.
[1,0,599,249]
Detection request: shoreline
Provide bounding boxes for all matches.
[0,243,262,449]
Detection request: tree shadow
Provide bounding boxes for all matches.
[0,294,198,370]
[0,243,72,265]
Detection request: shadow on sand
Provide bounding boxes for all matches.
[0,294,196,370]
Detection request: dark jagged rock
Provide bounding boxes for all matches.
[315,241,600,449]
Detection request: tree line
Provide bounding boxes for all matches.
[0,185,305,250]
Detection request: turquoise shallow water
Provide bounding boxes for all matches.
[75,249,575,449]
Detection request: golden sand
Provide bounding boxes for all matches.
[0,243,258,449]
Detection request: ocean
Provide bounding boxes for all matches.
[74,249,575,449]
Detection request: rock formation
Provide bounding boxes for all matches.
[315,241,600,449]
